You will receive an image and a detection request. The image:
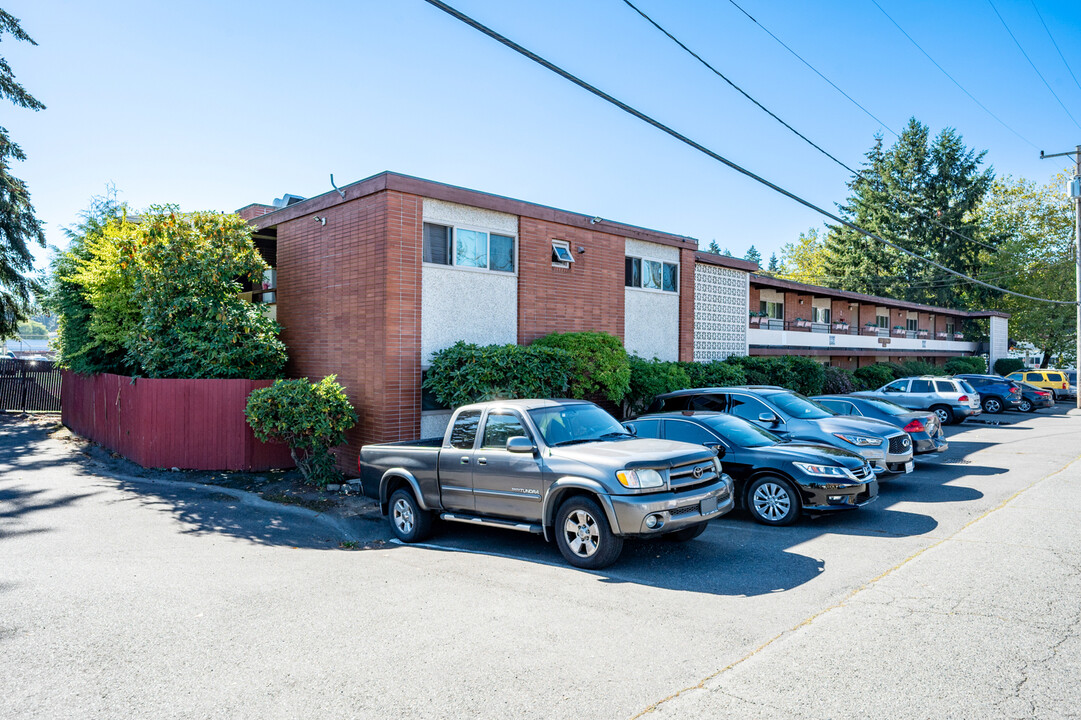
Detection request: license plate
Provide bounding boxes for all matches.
[904,461,914,473]
[700,496,718,515]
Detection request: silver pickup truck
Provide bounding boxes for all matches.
[358,399,735,569]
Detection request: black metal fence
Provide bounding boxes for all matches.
[0,359,62,412]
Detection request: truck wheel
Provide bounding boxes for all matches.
[665,522,709,542]
[746,475,801,526]
[554,496,623,570]
[388,489,432,543]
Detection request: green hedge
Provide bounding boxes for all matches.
[531,331,630,403]
[993,357,1025,376]
[423,341,574,408]
[944,356,987,375]
[823,365,856,394]
[853,363,895,391]
[725,355,825,396]
[623,356,690,418]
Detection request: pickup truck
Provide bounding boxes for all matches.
[358,398,735,569]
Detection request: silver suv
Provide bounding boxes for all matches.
[857,376,981,426]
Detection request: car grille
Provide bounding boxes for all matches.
[669,459,719,489]
[888,434,911,454]
[669,503,700,517]
[850,464,874,482]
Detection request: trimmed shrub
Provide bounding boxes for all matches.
[680,359,747,389]
[532,331,630,403]
[245,375,358,487]
[944,356,986,375]
[853,363,895,391]
[823,365,856,395]
[623,356,690,418]
[993,357,1025,376]
[725,355,824,396]
[423,341,574,408]
[898,360,942,377]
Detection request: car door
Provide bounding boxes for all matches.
[470,409,544,521]
[880,379,913,408]
[907,378,935,409]
[437,410,482,511]
[727,393,786,435]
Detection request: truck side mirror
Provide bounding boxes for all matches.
[506,436,536,454]
[705,442,725,458]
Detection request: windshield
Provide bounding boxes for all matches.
[700,414,781,448]
[856,397,911,416]
[769,392,833,419]
[527,404,630,446]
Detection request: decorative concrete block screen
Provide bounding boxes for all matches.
[61,372,294,471]
[694,263,749,361]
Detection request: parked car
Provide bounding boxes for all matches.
[624,412,877,526]
[1005,369,1071,401]
[812,395,947,457]
[1066,370,1078,400]
[1014,381,1054,412]
[646,386,913,475]
[857,376,981,425]
[359,399,735,569]
[952,374,1023,414]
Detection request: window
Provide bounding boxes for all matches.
[663,420,718,446]
[448,411,482,449]
[934,380,956,393]
[691,394,727,412]
[907,318,919,331]
[481,412,529,449]
[760,301,784,320]
[423,222,516,273]
[945,321,955,336]
[627,418,661,438]
[728,395,773,423]
[884,380,908,393]
[625,256,678,292]
[813,306,831,324]
[552,240,575,266]
[911,379,933,393]
[1026,373,1041,382]
[877,315,889,328]
[1048,373,1065,383]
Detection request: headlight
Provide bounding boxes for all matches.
[833,433,881,447]
[793,462,853,478]
[616,468,665,489]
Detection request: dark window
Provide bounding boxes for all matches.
[423,223,450,265]
[967,377,989,386]
[728,395,772,423]
[911,379,933,392]
[489,234,515,273]
[819,399,856,415]
[934,380,955,392]
[1048,373,1065,383]
[628,418,661,438]
[481,412,528,448]
[664,420,718,445]
[449,411,481,449]
[625,257,641,287]
[691,394,727,412]
[907,318,919,331]
[662,263,678,292]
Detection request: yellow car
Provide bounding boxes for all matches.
[1006,370,1070,400]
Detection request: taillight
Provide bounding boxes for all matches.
[958,395,969,402]
[1037,391,1050,397]
[903,419,926,432]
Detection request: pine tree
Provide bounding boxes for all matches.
[0,10,46,339]
[767,253,779,273]
[822,118,995,306]
[707,240,721,254]
[744,245,762,266]
[722,248,732,257]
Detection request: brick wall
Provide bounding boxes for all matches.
[517,218,625,344]
[679,247,696,361]
[238,204,277,221]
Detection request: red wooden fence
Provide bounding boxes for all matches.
[62,372,295,471]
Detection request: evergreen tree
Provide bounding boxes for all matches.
[744,245,762,266]
[722,248,733,257]
[767,253,779,273]
[0,10,46,339]
[706,240,721,254]
[823,118,995,306]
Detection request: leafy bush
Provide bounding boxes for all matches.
[246,375,358,487]
[725,355,824,396]
[823,365,856,394]
[623,356,690,418]
[423,341,574,408]
[853,363,895,391]
[898,360,943,377]
[532,331,630,403]
[680,359,747,388]
[993,357,1025,376]
[944,356,986,375]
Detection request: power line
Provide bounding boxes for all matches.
[724,0,896,136]
[1029,0,1081,97]
[986,0,1081,133]
[420,0,1076,305]
[621,0,1001,254]
[868,0,1046,152]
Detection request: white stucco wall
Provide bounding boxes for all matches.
[694,263,750,361]
[989,315,1009,370]
[421,199,519,364]
[624,239,680,361]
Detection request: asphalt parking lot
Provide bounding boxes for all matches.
[2,405,1080,719]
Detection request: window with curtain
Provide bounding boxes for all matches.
[423,222,516,273]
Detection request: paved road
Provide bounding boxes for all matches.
[2,408,1079,719]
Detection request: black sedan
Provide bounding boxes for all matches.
[812,394,948,457]
[1015,381,1054,412]
[625,412,877,526]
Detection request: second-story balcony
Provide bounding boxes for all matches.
[748,320,978,353]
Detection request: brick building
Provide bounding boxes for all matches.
[239,172,1005,463]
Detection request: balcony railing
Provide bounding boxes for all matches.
[749,319,957,339]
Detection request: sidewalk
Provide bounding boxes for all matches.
[641,455,1081,719]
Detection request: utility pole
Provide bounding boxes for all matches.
[1039,145,1081,410]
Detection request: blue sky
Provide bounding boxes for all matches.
[6,0,1081,273]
